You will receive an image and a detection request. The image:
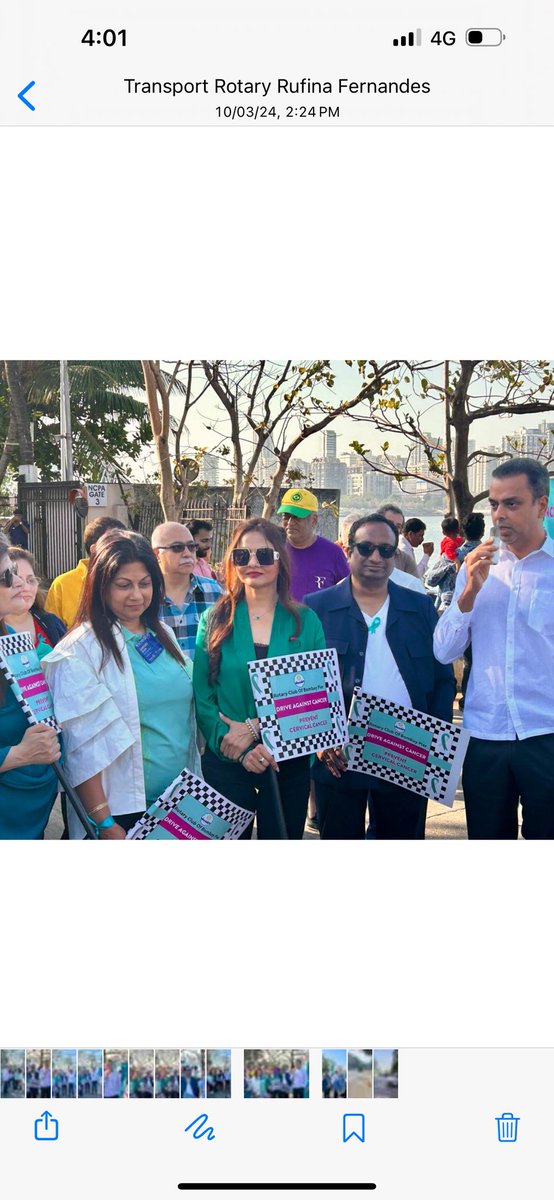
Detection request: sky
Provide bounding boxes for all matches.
[163,360,554,466]
[373,1049,395,1073]
[324,1049,347,1069]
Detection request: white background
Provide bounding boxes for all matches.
[1,126,553,1053]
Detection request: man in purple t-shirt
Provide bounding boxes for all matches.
[278,487,350,602]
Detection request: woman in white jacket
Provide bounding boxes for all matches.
[43,529,200,839]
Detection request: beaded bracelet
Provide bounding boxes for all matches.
[245,717,259,740]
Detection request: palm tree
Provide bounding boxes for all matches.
[0,360,156,486]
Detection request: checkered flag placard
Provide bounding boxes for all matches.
[0,631,61,733]
[248,647,348,763]
[345,688,470,808]
[127,769,253,840]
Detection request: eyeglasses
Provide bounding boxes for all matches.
[352,541,396,559]
[156,542,197,554]
[231,547,280,567]
[0,565,16,587]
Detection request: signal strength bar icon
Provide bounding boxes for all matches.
[393,29,422,46]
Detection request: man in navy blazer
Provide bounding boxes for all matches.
[304,513,456,839]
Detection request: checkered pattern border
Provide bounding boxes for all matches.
[248,647,348,763]
[128,770,253,840]
[0,632,61,733]
[345,688,465,805]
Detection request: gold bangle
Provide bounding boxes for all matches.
[89,801,110,816]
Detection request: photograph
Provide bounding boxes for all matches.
[155,1050,180,1099]
[52,1050,77,1098]
[244,1050,309,1098]
[78,1050,103,1098]
[373,1050,399,1098]
[322,1049,348,1098]
[1,1049,25,1098]
[129,1049,154,1098]
[2,359,554,842]
[206,1049,232,1098]
[26,1049,51,1099]
[348,1050,373,1099]
[103,1050,129,1099]
[180,1049,205,1098]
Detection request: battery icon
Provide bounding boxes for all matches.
[466,28,505,45]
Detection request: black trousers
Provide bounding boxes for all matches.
[462,733,554,839]
[202,748,311,840]
[314,777,427,840]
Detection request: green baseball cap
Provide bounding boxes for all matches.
[278,487,319,518]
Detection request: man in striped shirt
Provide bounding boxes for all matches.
[152,522,222,660]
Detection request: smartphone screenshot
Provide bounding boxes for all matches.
[1,4,553,1199]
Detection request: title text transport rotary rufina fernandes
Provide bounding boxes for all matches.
[124,77,431,97]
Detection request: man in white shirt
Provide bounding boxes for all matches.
[399,518,434,578]
[434,457,554,839]
[292,1059,308,1098]
[39,1065,51,1098]
[378,504,424,582]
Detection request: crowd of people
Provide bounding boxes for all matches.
[244,1058,309,1098]
[1,455,553,840]
[52,1065,77,1098]
[322,1068,347,1098]
[207,1065,232,1097]
[1,1060,25,1097]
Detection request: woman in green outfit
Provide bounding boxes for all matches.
[193,518,325,839]
[0,532,61,840]
[44,530,200,839]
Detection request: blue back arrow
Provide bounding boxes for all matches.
[18,81,36,111]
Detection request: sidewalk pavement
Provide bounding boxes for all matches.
[45,787,470,839]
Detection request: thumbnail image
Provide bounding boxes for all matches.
[129,1049,154,1098]
[103,1049,129,1099]
[155,1050,180,1098]
[348,1050,373,1099]
[244,1050,309,1098]
[78,1049,103,1098]
[52,1050,77,1098]
[1,1049,25,1098]
[180,1049,205,1098]
[207,1049,231,1098]
[322,1050,347,1098]
[373,1049,399,1098]
[26,1049,51,1099]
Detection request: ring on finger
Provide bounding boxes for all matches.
[258,756,265,765]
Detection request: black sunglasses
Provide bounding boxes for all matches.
[0,565,16,587]
[157,542,197,554]
[231,547,280,567]
[352,541,396,559]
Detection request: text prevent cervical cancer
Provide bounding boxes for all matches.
[124,78,431,97]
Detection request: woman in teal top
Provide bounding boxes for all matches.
[121,623,198,806]
[0,532,61,839]
[193,518,325,839]
[44,530,200,839]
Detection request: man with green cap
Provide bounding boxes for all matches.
[278,487,349,602]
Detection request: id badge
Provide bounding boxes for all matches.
[134,632,163,663]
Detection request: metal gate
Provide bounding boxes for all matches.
[130,489,249,564]
[182,496,248,563]
[17,482,85,583]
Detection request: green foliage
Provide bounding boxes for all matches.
[1,360,151,481]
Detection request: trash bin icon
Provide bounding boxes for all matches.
[496,1113,519,1142]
